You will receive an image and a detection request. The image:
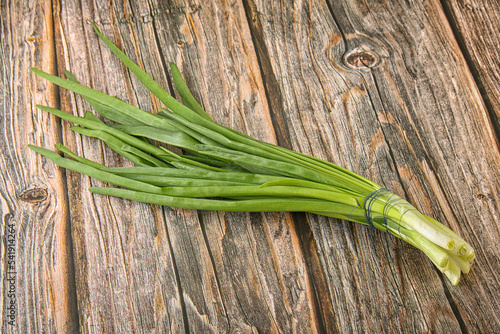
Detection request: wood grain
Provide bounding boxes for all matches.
[55,1,186,332]
[245,0,500,332]
[142,1,318,332]
[1,0,500,332]
[0,0,78,333]
[441,0,500,139]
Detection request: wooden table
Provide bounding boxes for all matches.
[2,0,500,332]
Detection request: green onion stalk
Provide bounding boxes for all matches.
[29,24,474,285]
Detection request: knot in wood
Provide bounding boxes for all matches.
[343,47,380,70]
[19,188,48,203]
[141,14,153,23]
[476,193,487,200]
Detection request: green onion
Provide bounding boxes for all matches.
[29,24,474,285]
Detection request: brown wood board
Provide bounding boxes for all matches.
[1,0,499,332]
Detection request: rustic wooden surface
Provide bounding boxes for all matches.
[1,0,500,333]
[441,0,500,138]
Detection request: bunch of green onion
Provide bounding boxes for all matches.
[29,24,474,285]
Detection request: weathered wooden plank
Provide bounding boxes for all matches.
[54,1,185,332]
[441,0,500,138]
[245,0,500,332]
[0,0,78,332]
[323,1,500,332]
[125,0,319,332]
